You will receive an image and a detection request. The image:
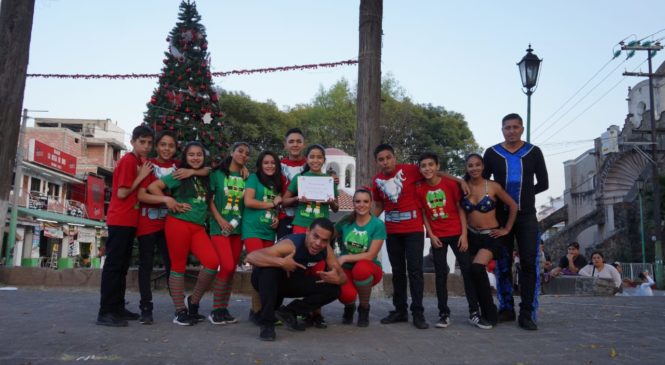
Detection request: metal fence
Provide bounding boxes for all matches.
[619,262,654,280]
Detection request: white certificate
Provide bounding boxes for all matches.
[297,176,335,202]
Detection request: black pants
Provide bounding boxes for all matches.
[497,213,539,318]
[432,235,478,316]
[276,216,294,240]
[99,225,136,315]
[386,231,424,314]
[251,267,340,326]
[137,230,171,309]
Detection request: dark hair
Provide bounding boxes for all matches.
[373,144,394,159]
[591,251,604,260]
[417,151,439,165]
[638,272,647,281]
[132,125,154,141]
[175,141,210,205]
[309,217,335,235]
[302,144,326,173]
[256,150,283,193]
[502,113,523,126]
[463,153,484,181]
[217,142,250,176]
[155,130,176,145]
[285,127,304,140]
[337,187,373,228]
[568,242,580,249]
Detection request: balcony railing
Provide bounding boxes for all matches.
[23,193,88,218]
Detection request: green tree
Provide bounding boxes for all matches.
[143,0,225,157]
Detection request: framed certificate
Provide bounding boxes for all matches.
[297,176,335,202]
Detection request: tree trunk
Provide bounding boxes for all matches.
[0,0,36,257]
[355,0,382,188]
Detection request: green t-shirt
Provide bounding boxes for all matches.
[288,171,339,228]
[209,169,245,236]
[241,173,278,241]
[161,174,209,225]
[335,215,386,269]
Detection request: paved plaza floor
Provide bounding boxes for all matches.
[0,286,663,365]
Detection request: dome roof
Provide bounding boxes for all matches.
[325,148,349,156]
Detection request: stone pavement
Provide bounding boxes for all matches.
[0,287,663,365]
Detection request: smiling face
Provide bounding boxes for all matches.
[185,145,205,169]
[376,149,396,175]
[306,147,325,173]
[285,132,305,160]
[261,154,277,176]
[502,118,524,145]
[465,155,484,179]
[418,157,439,181]
[353,190,372,217]
[305,225,333,255]
[155,135,176,162]
[231,143,250,167]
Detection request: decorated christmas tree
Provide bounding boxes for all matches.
[144,0,225,159]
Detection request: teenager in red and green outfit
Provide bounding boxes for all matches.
[277,128,306,239]
[283,144,339,233]
[97,125,154,327]
[136,130,209,324]
[147,141,219,326]
[208,142,250,324]
[336,187,386,327]
[242,151,284,324]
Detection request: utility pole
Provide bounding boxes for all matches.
[0,0,36,257]
[622,41,664,289]
[356,0,383,187]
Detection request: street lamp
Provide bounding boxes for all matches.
[517,44,542,143]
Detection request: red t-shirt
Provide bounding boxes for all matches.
[280,157,306,218]
[136,158,178,237]
[372,163,424,234]
[106,152,143,227]
[416,177,463,238]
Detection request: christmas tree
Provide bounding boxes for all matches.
[144,0,225,159]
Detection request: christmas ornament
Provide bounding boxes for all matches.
[202,112,212,124]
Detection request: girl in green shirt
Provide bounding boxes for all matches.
[208,142,250,324]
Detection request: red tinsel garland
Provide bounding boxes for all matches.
[27,60,358,80]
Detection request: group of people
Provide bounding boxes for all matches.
[96,112,551,340]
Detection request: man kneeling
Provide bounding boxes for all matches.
[246,217,347,341]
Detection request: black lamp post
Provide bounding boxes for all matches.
[517,44,542,143]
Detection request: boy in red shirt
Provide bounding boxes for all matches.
[277,128,307,239]
[97,125,154,327]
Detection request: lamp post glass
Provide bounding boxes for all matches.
[517,45,542,143]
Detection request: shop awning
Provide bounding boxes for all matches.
[17,207,105,228]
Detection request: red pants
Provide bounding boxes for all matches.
[244,238,273,253]
[164,216,218,273]
[292,225,307,234]
[211,234,242,280]
[339,260,383,304]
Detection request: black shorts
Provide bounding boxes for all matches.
[467,228,502,258]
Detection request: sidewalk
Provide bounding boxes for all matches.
[0,286,663,364]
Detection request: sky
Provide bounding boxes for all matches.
[21,0,665,208]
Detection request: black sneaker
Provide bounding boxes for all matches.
[275,306,306,331]
[412,313,429,329]
[357,305,370,327]
[115,308,140,321]
[342,304,356,325]
[497,310,516,322]
[518,315,538,331]
[96,312,128,327]
[259,324,276,341]
[208,308,237,325]
[435,314,450,328]
[305,313,328,329]
[380,310,408,324]
[186,295,206,323]
[139,309,153,325]
[173,309,193,326]
[249,310,261,326]
[469,312,493,330]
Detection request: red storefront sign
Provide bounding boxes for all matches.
[85,175,105,220]
[28,139,77,175]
